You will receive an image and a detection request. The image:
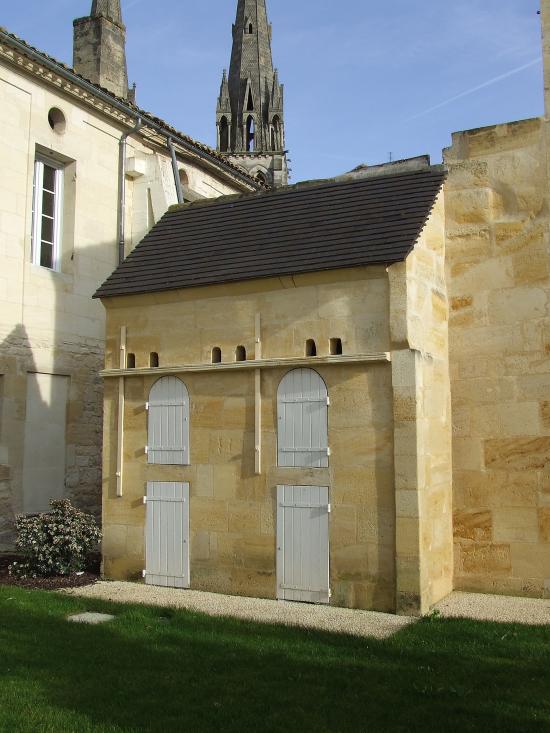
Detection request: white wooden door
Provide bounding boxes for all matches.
[145,482,190,588]
[277,485,330,604]
[147,376,190,465]
[277,369,329,468]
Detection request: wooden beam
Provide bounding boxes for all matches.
[255,313,262,475]
[101,352,391,379]
[116,326,127,497]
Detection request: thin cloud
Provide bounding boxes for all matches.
[407,58,541,121]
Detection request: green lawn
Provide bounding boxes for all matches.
[1,587,549,733]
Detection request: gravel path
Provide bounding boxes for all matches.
[64,581,414,639]
[435,591,550,625]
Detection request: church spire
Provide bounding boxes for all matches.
[216,0,288,187]
[73,0,130,100]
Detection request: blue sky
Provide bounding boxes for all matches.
[2,0,544,182]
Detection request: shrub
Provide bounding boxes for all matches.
[9,499,101,578]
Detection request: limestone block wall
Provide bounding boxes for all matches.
[101,269,397,611]
[445,118,550,597]
[0,56,248,549]
[389,191,453,615]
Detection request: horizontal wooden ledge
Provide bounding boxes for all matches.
[100,352,391,378]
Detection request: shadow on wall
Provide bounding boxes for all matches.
[0,237,114,552]
[0,324,37,548]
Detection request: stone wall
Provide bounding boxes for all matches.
[389,191,453,615]
[444,118,550,597]
[101,268,398,611]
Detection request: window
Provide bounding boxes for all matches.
[277,369,329,468]
[330,338,343,356]
[212,347,222,364]
[150,352,159,368]
[22,373,69,513]
[47,107,66,134]
[246,88,254,111]
[127,353,136,369]
[271,116,281,150]
[219,116,229,152]
[178,169,189,187]
[32,157,63,270]
[249,23,253,33]
[306,339,317,357]
[235,345,247,362]
[246,116,255,152]
[147,377,190,465]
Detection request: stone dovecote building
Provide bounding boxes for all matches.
[95,166,450,615]
[217,0,288,187]
[0,2,260,550]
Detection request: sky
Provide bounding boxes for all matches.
[1,0,544,183]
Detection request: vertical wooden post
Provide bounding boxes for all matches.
[254,313,262,475]
[116,326,127,497]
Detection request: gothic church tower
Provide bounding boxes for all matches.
[73,0,131,100]
[217,0,288,187]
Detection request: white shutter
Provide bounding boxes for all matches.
[147,377,190,465]
[145,482,190,588]
[277,485,330,604]
[277,369,329,467]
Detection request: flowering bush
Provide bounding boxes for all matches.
[9,499,101,578]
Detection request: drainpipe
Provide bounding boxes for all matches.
[167,137,185,205]
[118,117,143,265]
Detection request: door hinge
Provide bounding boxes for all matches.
[327,503,331,513]
[143,496,147,505]
[145,446,149,455]
[145,402,149,411]
[327,396,331,406]
[327,447,331,457]
[142,570,147,578]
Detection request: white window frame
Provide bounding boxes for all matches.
[31,156,64,271]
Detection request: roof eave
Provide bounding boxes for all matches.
[0,27,261,192]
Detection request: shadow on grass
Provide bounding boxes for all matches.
[0,588,549,733]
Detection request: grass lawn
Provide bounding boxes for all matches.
[1,587,549,732]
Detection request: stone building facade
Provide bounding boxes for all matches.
[445,117,550,595]
[216,0,288,187]
[0,3,259,550]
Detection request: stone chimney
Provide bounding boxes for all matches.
[73,0,129,99]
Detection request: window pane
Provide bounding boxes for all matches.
[42,190,55,218]
[41,216,54,244]
[40,242,53,269]
[43,165,56,193]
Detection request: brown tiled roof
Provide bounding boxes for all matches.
[0,27,260,188]
[94,166,446,299]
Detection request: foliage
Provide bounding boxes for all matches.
[9,500,101,578]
